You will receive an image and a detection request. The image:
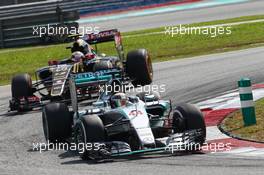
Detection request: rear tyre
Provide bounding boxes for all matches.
[11,73,32,98]
[173,103,206,149]
[75,115,105,160]
[42,103,72,143]
[126,49,153,86]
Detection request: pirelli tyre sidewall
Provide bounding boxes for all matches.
[126,49,153,86]
[42,103,72,143]
[173,103,206,146]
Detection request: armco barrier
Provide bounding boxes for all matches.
[0,21,3,48]
[0,0,190,48]
[0,5,79,48]
[0,0,46,6]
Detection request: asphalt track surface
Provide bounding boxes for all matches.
[1,1,264,174]
[1,46,264,175]
[80,0,264,32]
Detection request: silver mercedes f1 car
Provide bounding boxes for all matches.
[42,74,206,160]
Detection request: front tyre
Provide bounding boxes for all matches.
[173,103,206,148]
[11,73,33,98]
[126,49,153,86]
[75,115,105,160]
[42,103,72,143]
[11,73,33,111]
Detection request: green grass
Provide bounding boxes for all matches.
[0,43,70,85]
[220,98,264,142]
[1,15,264,85]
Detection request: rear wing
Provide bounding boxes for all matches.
[83,29,118,44]
[82,29,125,61]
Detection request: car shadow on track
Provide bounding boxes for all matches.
[59,150,205,165]
[0,110,41,117]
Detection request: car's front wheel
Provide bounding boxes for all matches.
[173,103,206,149]
[42,103,72,143]
[11,73,33,98]
[75,115,106,160]
[11,73,33,111]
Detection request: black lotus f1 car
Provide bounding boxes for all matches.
[9,29,153,112]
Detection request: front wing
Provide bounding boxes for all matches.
[90,129,204,159]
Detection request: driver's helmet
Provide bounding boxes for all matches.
[71,51,85,63]
[71,39,91,55]
[111,93,128,108]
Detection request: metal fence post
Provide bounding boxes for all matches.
[56,5,63,24]
[238,78,257,126]
[0,20,3,48]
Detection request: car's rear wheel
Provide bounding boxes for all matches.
[173,103,206,149]
[75,115,105,160]
[126,49,153,86]
[42,103,72,143]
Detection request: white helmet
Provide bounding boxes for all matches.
[71,51,84,62]
[71,39,90,55]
